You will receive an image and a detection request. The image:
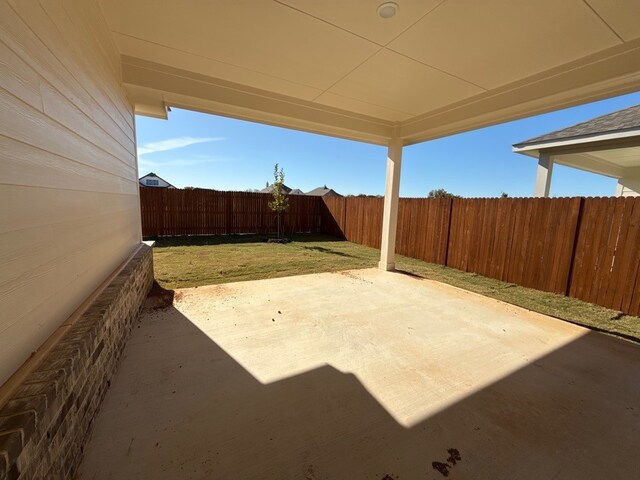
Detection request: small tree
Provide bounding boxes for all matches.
[500,192,509,198]
[428,188,460,199]
[268,163,289,239]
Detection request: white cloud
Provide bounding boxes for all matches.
[138,156,231,168]
[137,136,223,157]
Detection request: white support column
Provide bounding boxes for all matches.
[379,136,403,271]
[534,152,553,197]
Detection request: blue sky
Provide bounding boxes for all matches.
[136,91,640,197]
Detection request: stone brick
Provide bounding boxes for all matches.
[0,414,34,446]
[0,431,22,476]
[0,398,47,424]
[0,245,153,480]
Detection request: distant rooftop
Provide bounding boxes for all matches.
[259,183,341,196]
[306,185,342,197]
[260,183,292,194]
[514,104,640,148]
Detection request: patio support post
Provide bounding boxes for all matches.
[379,134,403,271]
[534,152,553,197]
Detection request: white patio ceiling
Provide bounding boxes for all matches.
[100,0,640,145]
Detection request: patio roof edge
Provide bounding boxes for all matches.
[122,56,394,145]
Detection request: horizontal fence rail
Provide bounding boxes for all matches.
[140,189,640,316]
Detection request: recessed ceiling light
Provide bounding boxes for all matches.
[377,2,399,19]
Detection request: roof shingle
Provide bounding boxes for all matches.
[514,104,640,148]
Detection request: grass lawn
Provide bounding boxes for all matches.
[151,233,640,342]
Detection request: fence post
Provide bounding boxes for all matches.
[225,193,233,235]
[444,197,454,267]
[565,197,585,296]
[341,197,347,239]
[317,197,323,233]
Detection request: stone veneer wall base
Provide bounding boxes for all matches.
[0,244,154,480]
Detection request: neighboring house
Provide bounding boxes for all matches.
[306,185,343,197]
[139,172,175,188]
[513,104,640,197]
[260,182,292,194]
[289,189,305,195]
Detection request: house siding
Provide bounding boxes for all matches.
[0,0,141,385]
[618,176,640,197]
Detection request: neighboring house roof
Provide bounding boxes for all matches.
[260,183,292,194]
[289,189,305,195]
[512,103,640,186]
[514,104,640,148]
[306,185,342,197]
[139,172,175,188]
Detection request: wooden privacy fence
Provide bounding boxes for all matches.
[140,188,321,236]
[320,196,385,247]
[140,189,640,315]
[321,196,640,316]
[569,197,640,315]
[446,197,581,294]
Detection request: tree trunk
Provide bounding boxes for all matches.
[277,213,281,239]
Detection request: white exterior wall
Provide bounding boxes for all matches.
[0,0,141,385]
[617,168,640,197]
[619,187,640,196]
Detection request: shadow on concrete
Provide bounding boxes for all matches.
[146,233,343,248]
[79,307,640,480]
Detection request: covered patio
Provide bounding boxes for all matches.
[103,0,640,271]
[4,1,640,478]
[79,269,640,479]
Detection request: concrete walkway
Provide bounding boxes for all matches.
[79,269,640,480]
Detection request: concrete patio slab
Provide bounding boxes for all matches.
[78,269,640,480]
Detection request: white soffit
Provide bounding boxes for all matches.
[313,92,412,122]
[587,147,640,169]
[100,0,640,144]
[112,33,324,102]
[585,0,640,42]
[552,153,624,178]
[103,0,378,92]
[327,48,483,116]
